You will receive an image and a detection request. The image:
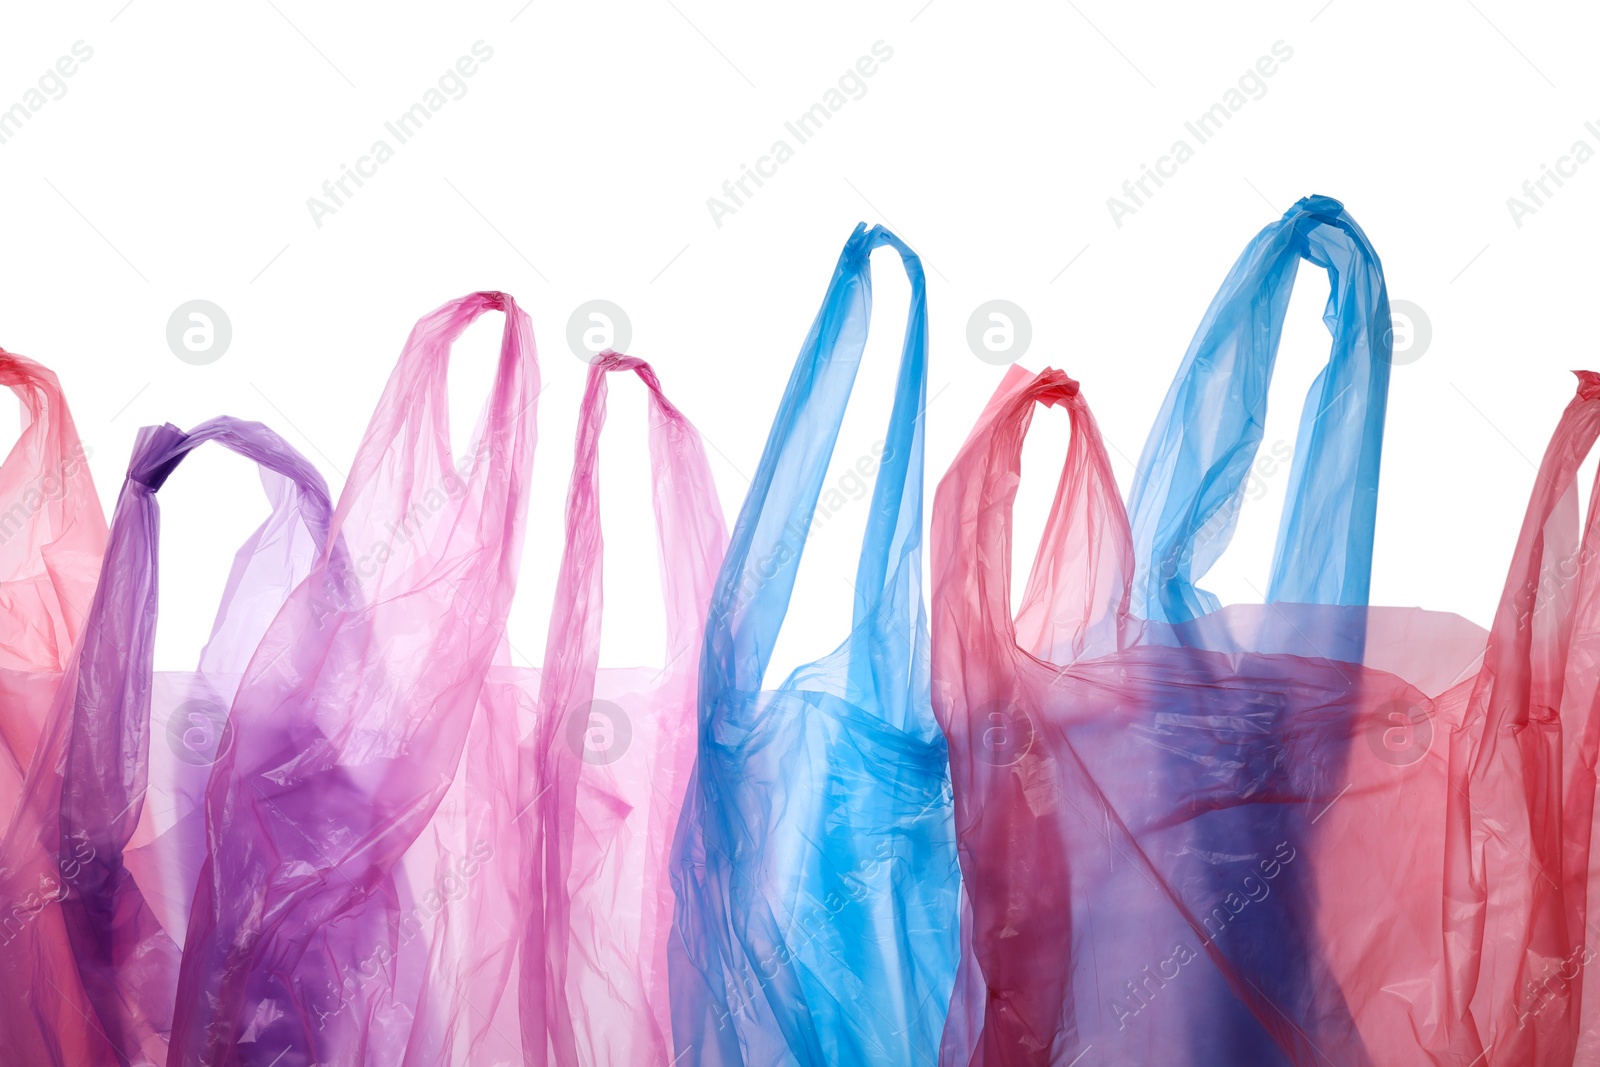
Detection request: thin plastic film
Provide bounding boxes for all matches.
[671,224,960,1066]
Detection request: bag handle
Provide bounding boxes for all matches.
[1128,195,1391,624]
[1444,372,1600,1057]
[324,290,539,600]
[0,349,107,672]
[54,417,336,1060]
[932,364,1132,681]
[539,352,726,707]
[705,224,927,704]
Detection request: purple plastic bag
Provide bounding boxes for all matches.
[0,416,334,1067]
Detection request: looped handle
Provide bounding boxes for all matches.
[328,291,538,589]
[933,364,1132,679]
[539,351,727,710]
[1128,195,1392,626]
[0,348,106,672]
[1472,371,1600,742]
[706,224,928,700]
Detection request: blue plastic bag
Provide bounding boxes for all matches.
[1122,195,1392,1065]
[670,224,960,1066]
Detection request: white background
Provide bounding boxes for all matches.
[1,0,1595,678]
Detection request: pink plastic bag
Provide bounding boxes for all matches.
[169,292,725,1064]
[406,350,726,1066]
[0,349,105,827]
[169,292,541,1065]
[501,352,727,1065]
[932,365,1600,1065]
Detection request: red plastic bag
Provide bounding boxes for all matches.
[0,349,105,828]
[933,365,1600,1066]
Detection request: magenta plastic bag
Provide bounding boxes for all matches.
[0,415,333,1067]
[0,349,105,829]
[168,292,539,1065]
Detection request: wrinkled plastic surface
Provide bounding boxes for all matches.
[671,224,961,1066]
[0,349,105,828]
[1443,370,1600,1065]
[0,415,332,1067]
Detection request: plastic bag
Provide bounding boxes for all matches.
[1437,370,1600,1064]
[0,349,106,828]
[930,197,1508,1066]
[670,224,961,1066]
[0,415,333,1067]
[168,292,539,1065]
[497,351,727,1065]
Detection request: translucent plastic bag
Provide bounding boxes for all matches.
[0,415,333,1067]
[1114,194,1394,1063]
[670,224,961,1066]
[934,364,1407,1067]
[0,349,105,828]
[491,352,727,1065]
[930,197,1522,1066]
[1438,370,1600,1064]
